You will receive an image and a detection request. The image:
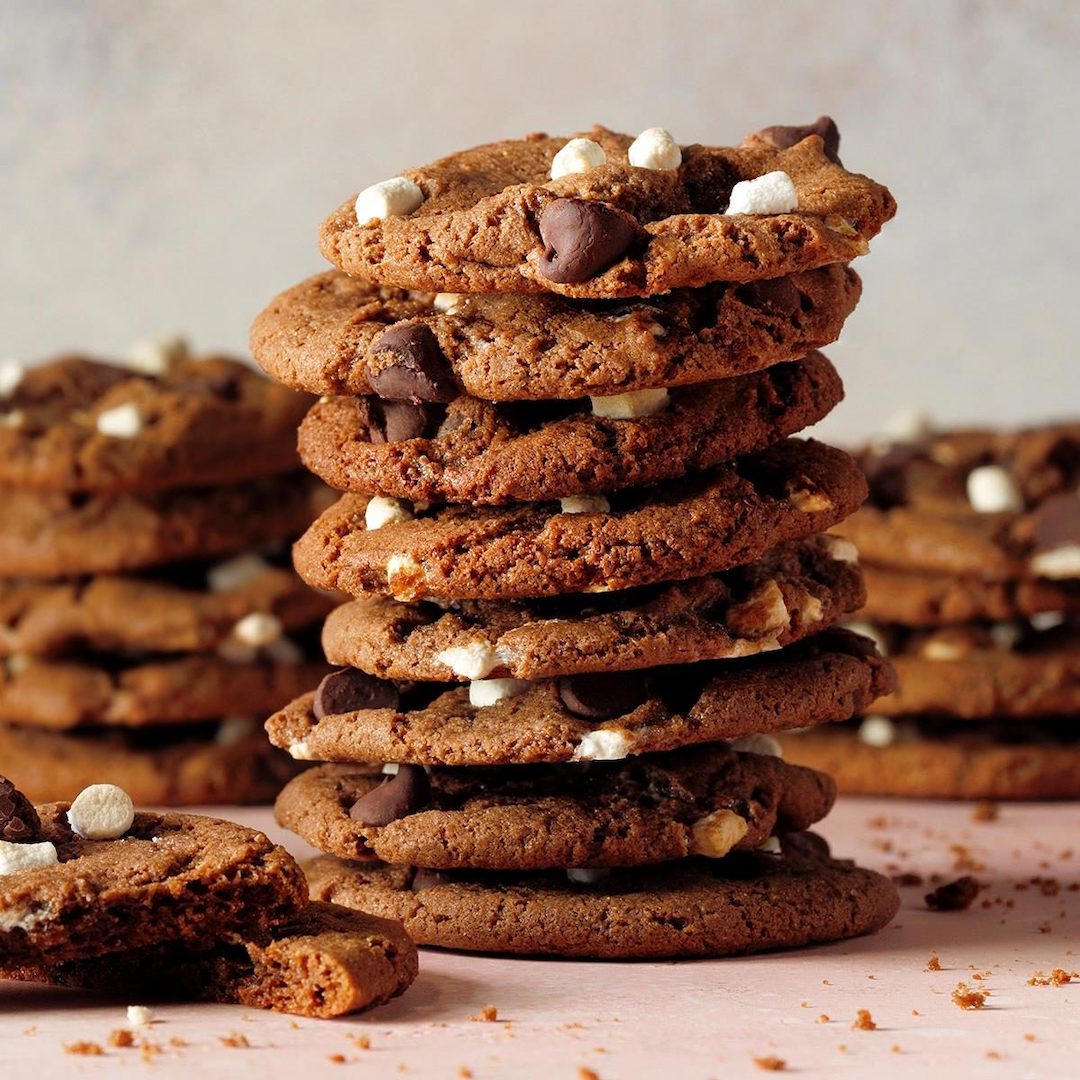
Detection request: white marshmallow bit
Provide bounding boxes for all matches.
[0,840,58,875]
[365,495,415,530]
[354,176,424,225]
[215,717,258,746]
[207,553,272,593]
[125,334,189,376]
[559,494,610,515]
[1030,611,1065,632]
[0,359,24,398]
[381,763,400,776]
[0,410,23,429]
[469,678,531,707]
[757,836,783,855]
[231,612,283,648]
[1030,544,1080,580]
[289,739,315,760]
[67,784,135,840]
[966,465,1023,514]
[821,535,859,565]
[729,733,783,758]
[126,1005,155,1027]
[566,868,611,885]
[842,619,889,656]
[96,402,143,439]
[690,809,749,858]
[590,387,669,420]
[6,653,31,676]
[572,728,632,761]
[386,554,424,599]
[627,127,682,170]
[550,138,606,180]
[725,171,798,215]
[858,715,898,748]
[432,293,461,314]
[437,642,501,680]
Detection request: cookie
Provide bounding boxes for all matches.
[318,125,895,298]
[859,563,1080,627]
[304,831,898,958]
[0,797,306,966]
[780,723,1080,800]
[0,354,308,493]
[839,422,1080,581]
[0,652,329,729]
[297,352,844,505]
[321,535,864,681]
[266,629,895,766]
[0,558,333,658]
[276,747,834,870]
[8,902,418,1018]
[293,438,867,601]
[251,266,861,401]
[0,473,330,580]
[0,722,298,806]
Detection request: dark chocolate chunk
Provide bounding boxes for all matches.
[925,875,980,912]
[370,325,458,404]
[350,765,430,826]
[313,668,400,720]
[0,775,40,843]
[365,398,442,444]
[538,199,636,284]
[1031,491,1080,552]
[557,671,650,720]
[735,277,802,317]
[753,116,841,164]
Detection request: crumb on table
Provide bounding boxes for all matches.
[469,1006,498,1022]
[926,876,980,911]
[951,982,989,1009]
[1028,968,1076,986]
[64,1041,104,1056]
[753,1055,786,1072]
[926,953,943,971]
[852,1009,876,1031]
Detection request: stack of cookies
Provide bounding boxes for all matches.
[783,420,1080,799]
[254,120,901,957]
[0,342,333,804]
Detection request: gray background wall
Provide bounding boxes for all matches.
[2,0,1077,441]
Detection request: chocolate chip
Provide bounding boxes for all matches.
[925,875,980,912]
[370,325,458,404]
[0,775,40,843]
[350,765,430,826]
[366,398,443,444]
[557,671,650,719]
[538,198,636,285]
[753,116,841,164]
[735,277,802,317]
[1031,491,1080,552]
[411,866,456,891]
[313,668,400,720]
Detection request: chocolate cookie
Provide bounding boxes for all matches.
[0,653,329,729]
[293,439,867,601]
[297,352,844,504]
[275,747,835,870]
[321,535,864,681]
[304,832,898,958]
[0,800,306,965]
[0,473,330,580]
[251,266,860,401]
[319,125,894,298]
[0,354,308,493]
[8,903,418,1018]
[0,722,298,805]
[266,629,895,766]
[0,560,333,658]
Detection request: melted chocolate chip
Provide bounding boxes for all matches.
[557,671,650,720]
[1031,491,1080,552]
[538,199,636,284]
[349,765,430,826]
[366,398,443,444]
[370,324,458,404]
[735,277,802,317]
[753,116,841,164]
[0,775,40,843]
[313,668,400,720]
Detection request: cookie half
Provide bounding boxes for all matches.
[252,267,860,400]
[266,629,895,766]
[304,832,899,958]
[293,439,867,601]
[0,355,308,493]
[298,352,844,504]
[319,125,895,298]
[321,535,864,681]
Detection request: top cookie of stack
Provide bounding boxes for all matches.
[254,121,900,959]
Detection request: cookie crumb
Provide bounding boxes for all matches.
[579,1069,600,1080]
[852,1009,876,1031]
[817,1014,830,1024]
[1027,968,1076,986]
[328,1054,347,1065]
[64,1042,105,1056]
[951,982,988,1009]
[891,1044,902,1054]
[972,800,999,822]
[986,1050,1005,1060]
[470,1006,498,1022]
[926,954,943,971]
[349,1034,372,1050]
[1024,1034,1036,1042]
[458,1069,473,1079]
[926,876,980,911]
[108,1030,135,1049]
[892,871,924,887]
[220,1032,251,1048]
[752,1056,786,1072]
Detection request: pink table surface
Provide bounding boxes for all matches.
[2,797,1078,1079]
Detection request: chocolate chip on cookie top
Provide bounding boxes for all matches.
[0,775,40,843]
[318,124,894,298]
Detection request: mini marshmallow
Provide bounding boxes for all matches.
[786,486,833,512]
[857,715,897,748]
[821,535,859,565]
[559,494,610,515]
[550,137,606,180]
[231,612,284,648]
[1030,544,1080,580]
[0,410,23,429]
[966,465,1023,514]
[920,637,966,661]
[572,728,632,761]
[432,293,461,314]
[469,678,531,707]
[365,495,415,530]
[289,739,315,760]
[690,809,749,858]
[6,654,31,676]
[590,387,669,420]
[126,1005,155,1027]
[96,402,143,439]
[215,717,258,746]
[0,359,24,398]
[67,784,135,840]
[566,868,611,885]
[1030,611,1066,632]
[125,334,189,376]
[725,171,798,215]
[627,127,681,170]
[0,840,58,875]
[381,763,400,776]
[729,733,783,758]
[757,836,783,855]
[437,642,501,680]
[207,553,273,593]
[354,177,424,225]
